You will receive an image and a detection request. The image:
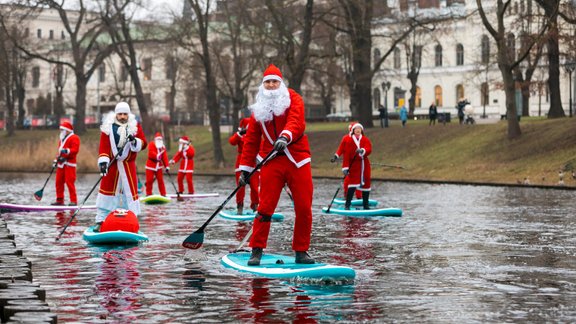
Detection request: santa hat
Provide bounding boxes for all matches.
[154,132,163,140]
[262,64,283,83]
[179,136,190,144]
[349,122,363,135]
[115,102,130,114]
[59,121,73,132]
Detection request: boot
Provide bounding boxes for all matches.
[344,187,355,210]
[248,247,263,266]
[93,222,103,233]
[250,203,258,212]
[362,191,371,210]
[295,251,315,264]
[236,203,243,216]
[51,200,64,206]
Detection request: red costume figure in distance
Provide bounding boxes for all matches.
[238,64,315,266]
[145,132,170,196]
[52,121,80,206]
[331,122,361,201]
[229,117,260,214]
[95,102,147,231]
[170,136,195,194]
[339,122,372,210]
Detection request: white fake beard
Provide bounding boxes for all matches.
[155,139,164,148]
[59,130,68,141]
[114,120,129,148]
[250,83,291,122]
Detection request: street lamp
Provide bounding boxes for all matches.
[564,61,575,118]
[381,81,391,128]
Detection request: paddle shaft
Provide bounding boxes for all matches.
[326,154,356,213]
[371,162,405,169]
[234,227,253,252]
[161,158,181,199]
[35,155,62,199]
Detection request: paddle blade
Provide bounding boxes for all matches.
[182,231,204,249]
[33,190,43,201]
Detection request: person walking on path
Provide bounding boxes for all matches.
[229,117,259,214]
[52,121,80,206]
[95,102,147,232]
[456,98,468,125]
[400,105,408,128]
[170,136,195,194]
[428,101,438,126]
[339,122,372,210]
[238,63,315,266]
[145,132,170,196]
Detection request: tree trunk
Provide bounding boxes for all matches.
[546,30,565,117]
[207,74,225,167]
[5,84,15,136]
[75,75,87,135]
[499,61,522,139]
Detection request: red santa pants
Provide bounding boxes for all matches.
[145,169,167,196]
[177,172,194,194]
[55,165,77,204]
[235,170,259,209]
[250,156,313,251]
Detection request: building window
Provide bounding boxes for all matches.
[418,0,440,9]
[99,65,106,83]
[165,56,175,79]
[434,85,443,106]
[456,84,465,102]
[373,88,381,110]
[456,44,464,65]
[143,58,152,81]
[400,0,409,11]
[373,48,381,67]
[144,93,153,109]
[120,65,128,82]
[49,30,54,39]
[414,45,423,68]
[415,86,422,107]
[32,67,40,88]
[37,29,42,38]
[481,35,490,64]
[394,47,401,69]
[61,31,66,39]
[435,44,443,67]
[481,82,489,106]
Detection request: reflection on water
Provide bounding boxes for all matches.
[1,174,576,322]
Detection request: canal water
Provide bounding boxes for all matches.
[1,173,576,322]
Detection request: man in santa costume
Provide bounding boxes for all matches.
[229,117,259,215]
[52,121,81,206]
[339,122,372,210]
[238,63,314,266]
[145,132,170,196]
[95,102,147,232]
[170,136,195,194]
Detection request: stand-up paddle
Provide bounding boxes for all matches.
[162,160,183,201]
[326,155,356,213]
[371,162,405,169]
[34,156,61,201]
[182,149,278,249]
[233,228,252,253]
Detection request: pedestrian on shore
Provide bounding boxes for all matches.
[400,105,408,128]
[238,63,315,266]
[229,117,259,215]
[95,102,147,232]
[339,122,372,210]
[378,104,388,128]
[428,101,438,126]
[170,136,195,194]
[456,98,468,125]
[52,121,80,206]
[145,132,170,196]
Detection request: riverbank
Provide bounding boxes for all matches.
[1,117,575,187]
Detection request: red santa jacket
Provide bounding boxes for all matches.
[172,145,195,173]
[239,88,311,171]
[228,118,250,171]
[334,134,348,160]
[341,134,372,171]
[145,141,169,171]
[97,114,147,166]
[57,133,80,168]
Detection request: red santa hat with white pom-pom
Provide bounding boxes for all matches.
[154,132,163,140]
[179,136,190,144]
[262,64,283,83]
[59,121,74,132]
[349,122,363,135]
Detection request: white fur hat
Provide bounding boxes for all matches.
[115,102,130,114]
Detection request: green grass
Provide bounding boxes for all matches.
[1,117,576,186]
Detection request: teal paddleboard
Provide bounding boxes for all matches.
[332,198,378,207]
[167,193,219,199]
[322,206,402,217]
[82,226,149,245]
[221,252,355,280]
[219,210,284,222]
[140,194,171,205]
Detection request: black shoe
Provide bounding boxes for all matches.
[237,203,243,216]
[248,247,263,266]
[50,201,64,206]
[362,191,371,210]
[68,203,77,206]
[93,222,103,233]
[295,251,315,264]
[344,187,355,211]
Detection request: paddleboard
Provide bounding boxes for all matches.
[322,206,402,217]
[332,198,378,207]
[221,252,355,280]
[166,193,219,199]
[0,203,96,213]
[82,226,149,245]
[219,210,284,222]
[140,195,171,205]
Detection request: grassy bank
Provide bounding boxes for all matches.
[1,117,575,187]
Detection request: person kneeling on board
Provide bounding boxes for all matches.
[100,209,139,233]
[238,64,314,266]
